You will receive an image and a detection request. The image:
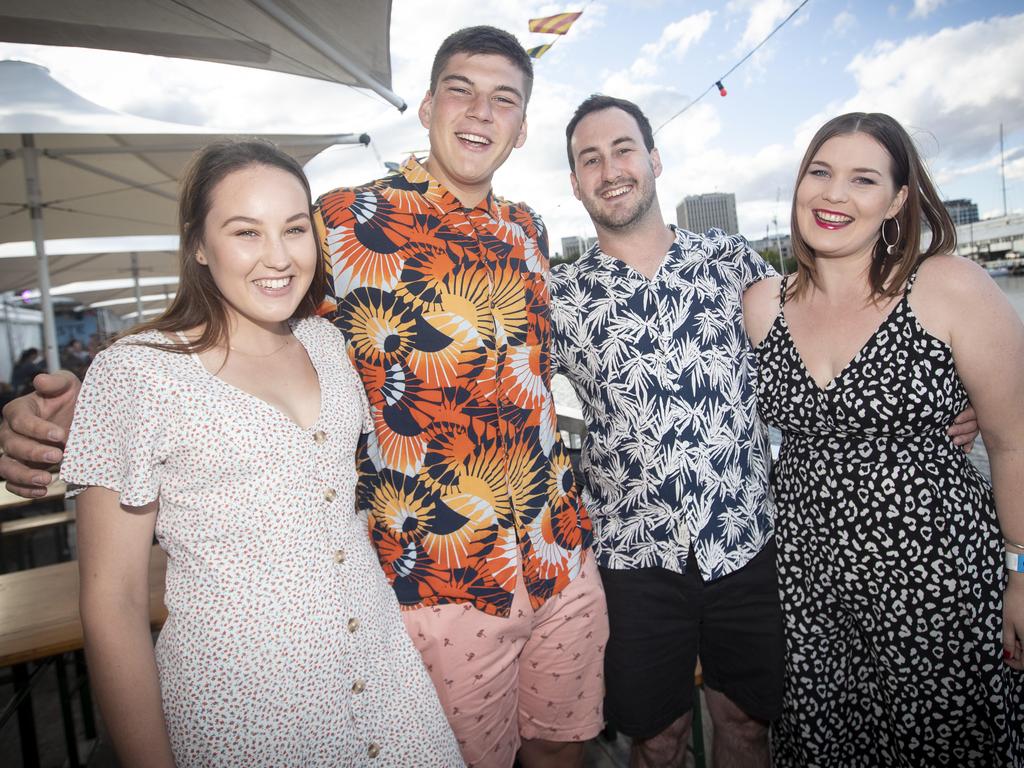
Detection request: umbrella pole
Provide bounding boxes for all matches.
[131,252,143,317]
[20,135,60,373]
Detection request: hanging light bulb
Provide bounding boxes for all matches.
[716,81,727,97]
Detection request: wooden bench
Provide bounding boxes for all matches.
[0,484,74,569]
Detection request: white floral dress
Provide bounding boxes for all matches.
[62,316,463,767]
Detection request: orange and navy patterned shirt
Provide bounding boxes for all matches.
[314,157,592,617]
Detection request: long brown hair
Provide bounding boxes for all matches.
[122,139,326,353]
[788,112,956,300]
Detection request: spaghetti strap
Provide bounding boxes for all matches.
[904,264,922,295]
[779,274,791,307]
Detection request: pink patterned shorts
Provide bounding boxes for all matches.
[402,552,609,768]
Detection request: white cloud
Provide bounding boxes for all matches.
[832,11,857,35]
[629,11,714,78]
[728,0,802,51]
[797,13,1024,163]
[910,0,945,20]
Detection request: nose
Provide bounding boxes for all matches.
[465,92,494,123]
[262,234,292,271]
[822,175,848,203]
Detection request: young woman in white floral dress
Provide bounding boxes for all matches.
[61,141,463,767]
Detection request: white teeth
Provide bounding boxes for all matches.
[816,211,852,223]
[602,186,631,199]
[253,277,291,289]
[456,132,490,145]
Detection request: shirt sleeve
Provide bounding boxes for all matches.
[736,236,777,289]
[548,263,568,376]
[313,193,339,320]
[60,343,169,507]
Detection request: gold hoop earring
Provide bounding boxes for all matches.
[881,218,901,256]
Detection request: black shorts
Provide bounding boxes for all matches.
[599,540,784,739]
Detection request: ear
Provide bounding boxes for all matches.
[570,171,582,201]
[887,184,909,218]
[195,244,208,266]
[513,115,528,149]
[651,147,663,179]
[418,90,433,131]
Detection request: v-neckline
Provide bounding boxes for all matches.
[178,321,324,431]
[780,291,908,394]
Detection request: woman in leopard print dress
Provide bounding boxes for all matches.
[744,113,1024,767]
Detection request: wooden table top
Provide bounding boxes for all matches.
[0,479,66,512]
[0,545,167,666]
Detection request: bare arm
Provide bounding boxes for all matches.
[742,275,784,348]
[0,371,81,496]
[941,259,1024,669]
[77,486,175,766]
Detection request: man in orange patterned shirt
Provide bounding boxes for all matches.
[314,26,608,768]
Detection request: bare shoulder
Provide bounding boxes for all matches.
[914,254,999,301]
[912,254,1016,343]
[743,275,784,347]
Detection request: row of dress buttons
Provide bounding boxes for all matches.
[314,428,376,759]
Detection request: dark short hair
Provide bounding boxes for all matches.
[789,112,956,301]
[565,95,655,171]
[430,26,534,105]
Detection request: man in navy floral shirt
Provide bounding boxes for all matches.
[550,95,782,767]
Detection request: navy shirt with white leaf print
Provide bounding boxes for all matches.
[550,227,776,581]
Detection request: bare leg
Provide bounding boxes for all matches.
[517,738,585,768]
[629,711,693,768]
[704,687,769,768]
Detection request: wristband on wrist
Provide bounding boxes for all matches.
[1007,551,1024,573]
[1005,539,1024,551]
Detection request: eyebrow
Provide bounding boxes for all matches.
[441,73,524,101]
[809,159,882,176]
[576,135,638,159]
[220,212,310,228]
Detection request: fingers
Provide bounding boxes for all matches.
[0,454,56,496]
[1,403,66,445]
[30,370,78,397]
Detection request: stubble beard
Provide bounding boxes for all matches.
[584,176,657,232]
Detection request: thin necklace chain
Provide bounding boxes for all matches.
[228,334,294,358]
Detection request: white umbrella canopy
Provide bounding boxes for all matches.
[0,0,405,111]
[0,242,179,299]
[0,60,369,370]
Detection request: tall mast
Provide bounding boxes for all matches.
[1001,123,1008,217]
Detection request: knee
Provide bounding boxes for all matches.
[705,688,768,746]
[711,705,767,746]
[633,712,693,765]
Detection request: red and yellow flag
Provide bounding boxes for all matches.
[528,11,582,35]
[526,43,554,59]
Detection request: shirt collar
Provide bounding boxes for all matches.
[582,225,686,280]
[399,156,501,221]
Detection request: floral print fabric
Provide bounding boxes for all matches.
[315,158,592,617]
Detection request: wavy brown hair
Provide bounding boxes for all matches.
[121,139,325,353]
[788,112,956,301]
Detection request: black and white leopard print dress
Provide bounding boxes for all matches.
[757,272,1023,767]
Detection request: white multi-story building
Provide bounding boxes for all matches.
[676,192,739,235]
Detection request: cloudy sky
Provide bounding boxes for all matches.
[1,0,1022,256]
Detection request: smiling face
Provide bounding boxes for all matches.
[195,164,317,334]
[569,107,662,233]
[418,52,528,207]
[795,132,908,264]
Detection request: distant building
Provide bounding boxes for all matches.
[943,198,979,226]
[559,235,597,263]
[748,234,792,262]
[676,192,739,235]
[953,213,1024,263]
